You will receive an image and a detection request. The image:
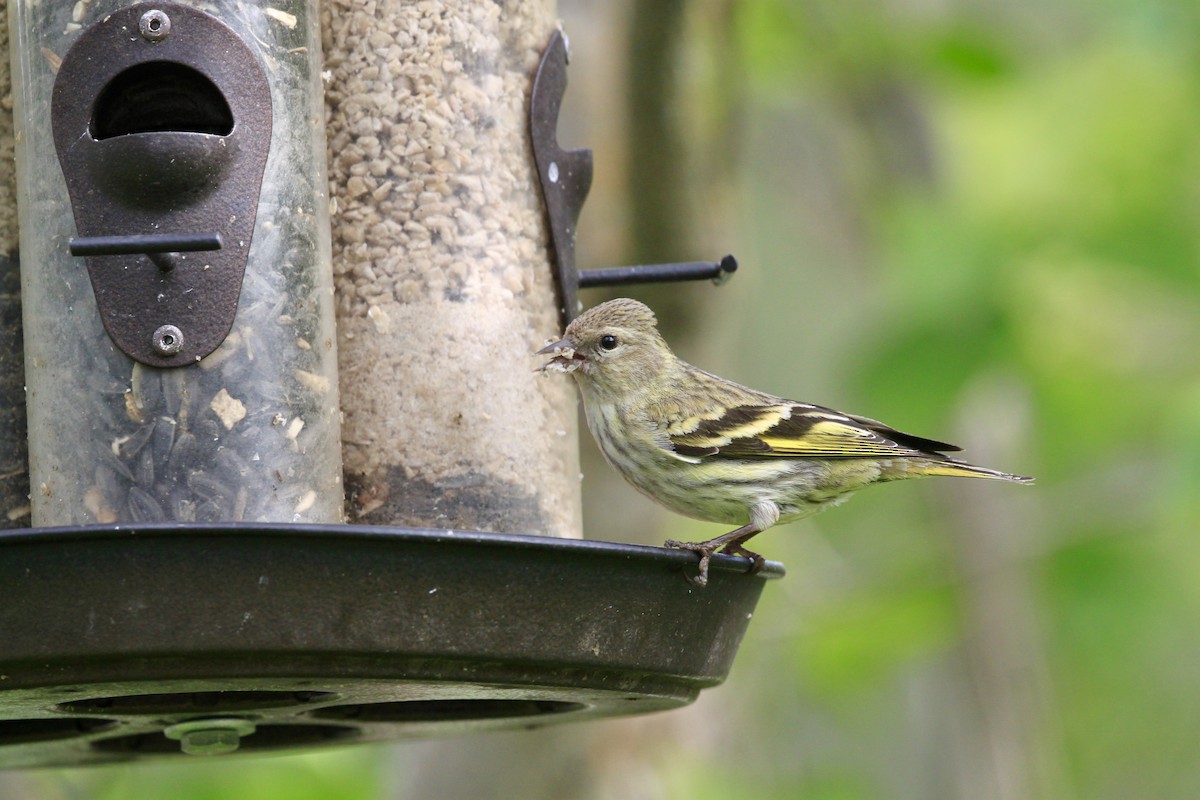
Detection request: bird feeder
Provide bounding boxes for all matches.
[0,35,23,530]
[0,0,780,769]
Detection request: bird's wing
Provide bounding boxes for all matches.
[668,403,961,460]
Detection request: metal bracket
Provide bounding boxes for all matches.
[530,31,739,324]
[51,2,273,367]
[578,255,737,288]
[69,232,223,275]
[530,29,594,323]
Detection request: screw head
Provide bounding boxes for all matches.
[164,718,256,756]
[139,10,171,42]
[152,324,184,356]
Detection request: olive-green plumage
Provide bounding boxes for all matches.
[538,298,1032,586]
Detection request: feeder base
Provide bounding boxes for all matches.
[0,524,781,767]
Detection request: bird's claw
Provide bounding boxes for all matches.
[719,543,766,575]
[664,539,714,587]
[664,538,766,585]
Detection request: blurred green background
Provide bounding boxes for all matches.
[9,0,1200,797]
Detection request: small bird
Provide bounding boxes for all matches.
[538,298,1032,587]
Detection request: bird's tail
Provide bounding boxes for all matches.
[914,458,1034,484]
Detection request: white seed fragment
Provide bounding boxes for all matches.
[367,304,391,333]
[265,7,297,28]
[294,490,317,513]
[295,369,331,394]
[210,388,247,430]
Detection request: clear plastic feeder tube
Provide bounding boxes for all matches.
[323,0,582,537]
[11,0,343,525]
[0,9,26,528]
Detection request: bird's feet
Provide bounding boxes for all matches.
[664,539,716,587]
[664,539,765,587]
[719,542,766,575]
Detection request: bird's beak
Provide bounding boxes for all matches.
[535,338,585,373]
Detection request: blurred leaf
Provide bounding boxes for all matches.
[799,583,957,696]
[852,318,1007,436]
[1007,255,1200,474]
[927,28,1016,81]
[944,41,1200,265]
[43,748,381,800]
[737,0,811,91]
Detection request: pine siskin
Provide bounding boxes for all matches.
[538,298,1032,587]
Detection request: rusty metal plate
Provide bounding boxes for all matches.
[51,2,272,366]
[531,30,594,325]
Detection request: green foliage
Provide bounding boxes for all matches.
[34,748,383,800]
[723,0,1200,797]
[799,583,958,697]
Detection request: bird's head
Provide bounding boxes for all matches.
[536,298,673,396]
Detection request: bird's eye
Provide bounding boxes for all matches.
[599,334,619,351]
